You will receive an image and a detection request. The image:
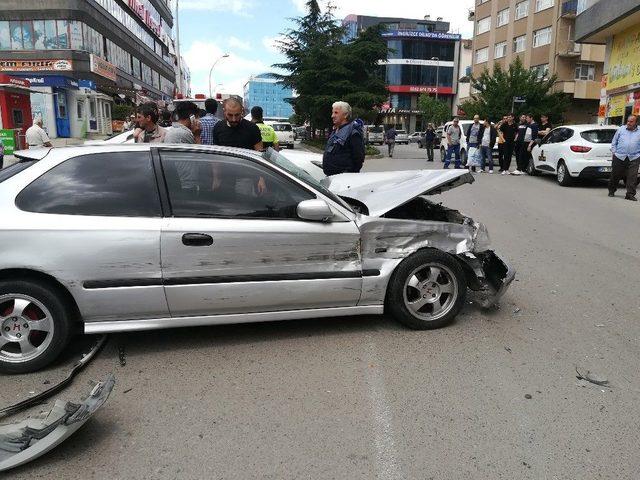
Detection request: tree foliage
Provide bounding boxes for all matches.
[273,0,388,133]
[463,57,569,123]
[417,95,450,126]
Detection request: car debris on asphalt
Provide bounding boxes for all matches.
[0,374,115,472]
[575,367,611,388]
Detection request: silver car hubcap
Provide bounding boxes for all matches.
[403,263,458,321]
[0,295,54,364]
[558,164,565,182]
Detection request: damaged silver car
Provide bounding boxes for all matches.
[0,145,514,373]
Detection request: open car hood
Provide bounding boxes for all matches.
[323,169,474,217]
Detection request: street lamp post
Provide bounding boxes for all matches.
[431,57,440,101]
[208,54,229,98]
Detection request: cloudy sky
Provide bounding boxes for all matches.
[178,0,475,97]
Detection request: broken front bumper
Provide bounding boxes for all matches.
[458,250,516,308]
[0,374,115,472]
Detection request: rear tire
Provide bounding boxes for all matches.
[557,160,572,186]
[0,280,73,374]
[387,250,466,330]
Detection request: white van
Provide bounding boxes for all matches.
[365,125,384,145]
[268,122,295,149]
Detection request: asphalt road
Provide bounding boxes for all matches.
[2,143,640,479]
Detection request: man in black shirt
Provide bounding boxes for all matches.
[538,114,552,140]
[212,97,263,150]
[499,113,517,174]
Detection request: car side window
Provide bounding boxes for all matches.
[555,128,573,143]
[160,152,314,219]
[16,152,161,217]
[542,130,557,144]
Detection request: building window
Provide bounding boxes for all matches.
[513,35,527,53]
[77,101,85,119]
[478,0,490,4]
[56,20,69,49]
[531,64,549,79]
[477,17,491,35]
[533,27,552,47]
[495,41,507,59]
[497,8,510,27]
[535,0,554,12]
[575,63,595,80]
[9,21,22,50]
[515,0,529,19]
[476,47,489,63]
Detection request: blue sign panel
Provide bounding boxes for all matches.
[15,75,79,89]
[78,79,96,90]
[381,31,462,41]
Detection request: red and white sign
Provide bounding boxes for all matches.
[90,54,117,82]
[388,85,454,95]
[0,59,72,72]
[127,0,161,37]
[0,74,30,88]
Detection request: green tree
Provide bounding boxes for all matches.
[466,57,569,122]
[417,94,451,126]
[274,1,388,135]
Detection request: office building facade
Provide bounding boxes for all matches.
[471,0,606,123]
[575,0,640,125]
[243,73,294,121]
[0,0,176,138]
[344,14,462,132]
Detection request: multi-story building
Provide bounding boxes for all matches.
[243,73,294,121]
[575,0,640,125]
[0,0,176,138]
[470,0,606,123]
[455,39,474,113]
[344,14,462,132]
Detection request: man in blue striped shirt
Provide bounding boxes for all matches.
[609,115,640,201]
[199,98,220,145]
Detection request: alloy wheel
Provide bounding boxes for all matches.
[402,263,458,321]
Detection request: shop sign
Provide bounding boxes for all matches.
[381,31,461,41]
[608,94,627,117]
[0,59,72,72]
[388,85,454,95]
[78,79,97,91]
[380,59,455,67]
[127,0,161,37]
[0,129,16,155]
[607,24,640,91]
[0,74,30,88]
[90,55,117,82]
[20,76,78,89]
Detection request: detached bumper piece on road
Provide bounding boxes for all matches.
[0,374,115,472]
[458,251,516,308]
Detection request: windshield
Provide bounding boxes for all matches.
[261,148,353,212]
[580,129,616,144]
[369,126,383,133]
[272,124,292,131]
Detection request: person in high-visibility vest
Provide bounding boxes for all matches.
[250,106,279,151]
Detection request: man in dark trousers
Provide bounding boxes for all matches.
[322,101,365,175]
[520,113,539,175]
[608,115,640,201]
[424,123,437,162]
[512,114,528,175]
[499,113,517,174]
[384,125,397,157]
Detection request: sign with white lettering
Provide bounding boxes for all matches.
[90,55,117,82]
[381,31,461,41]
[0,59,73,72]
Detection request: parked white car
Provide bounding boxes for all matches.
[268,122,295,149]
[409,132,424,144]
[395,130,409,144]
[365,125,384,145]
[439,120,500,164]
[528,125,618,186]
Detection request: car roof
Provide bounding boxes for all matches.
[552,124,618,131]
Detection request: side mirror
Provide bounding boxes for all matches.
[297,199,333,222]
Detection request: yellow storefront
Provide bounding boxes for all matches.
[604,23,640,124]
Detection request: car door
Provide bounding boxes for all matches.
[551,128,574,171]
[533,129,556,170]
[157,149,363,318]
[13,150,167,323]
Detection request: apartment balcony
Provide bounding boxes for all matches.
[557,41,582,57]
[561,0,578,18]
[556,79,600,99]
[468,9,475,21]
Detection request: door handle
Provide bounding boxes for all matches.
[182,233,213,247]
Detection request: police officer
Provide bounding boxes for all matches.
[250,106,279,151]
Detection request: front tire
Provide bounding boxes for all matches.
[387,250,466,330]
[557,160,572,186]
[0,280,73,374]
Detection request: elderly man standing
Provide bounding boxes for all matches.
[609,115,640,201]
[322,101,365,175]
[25,118,53,148]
